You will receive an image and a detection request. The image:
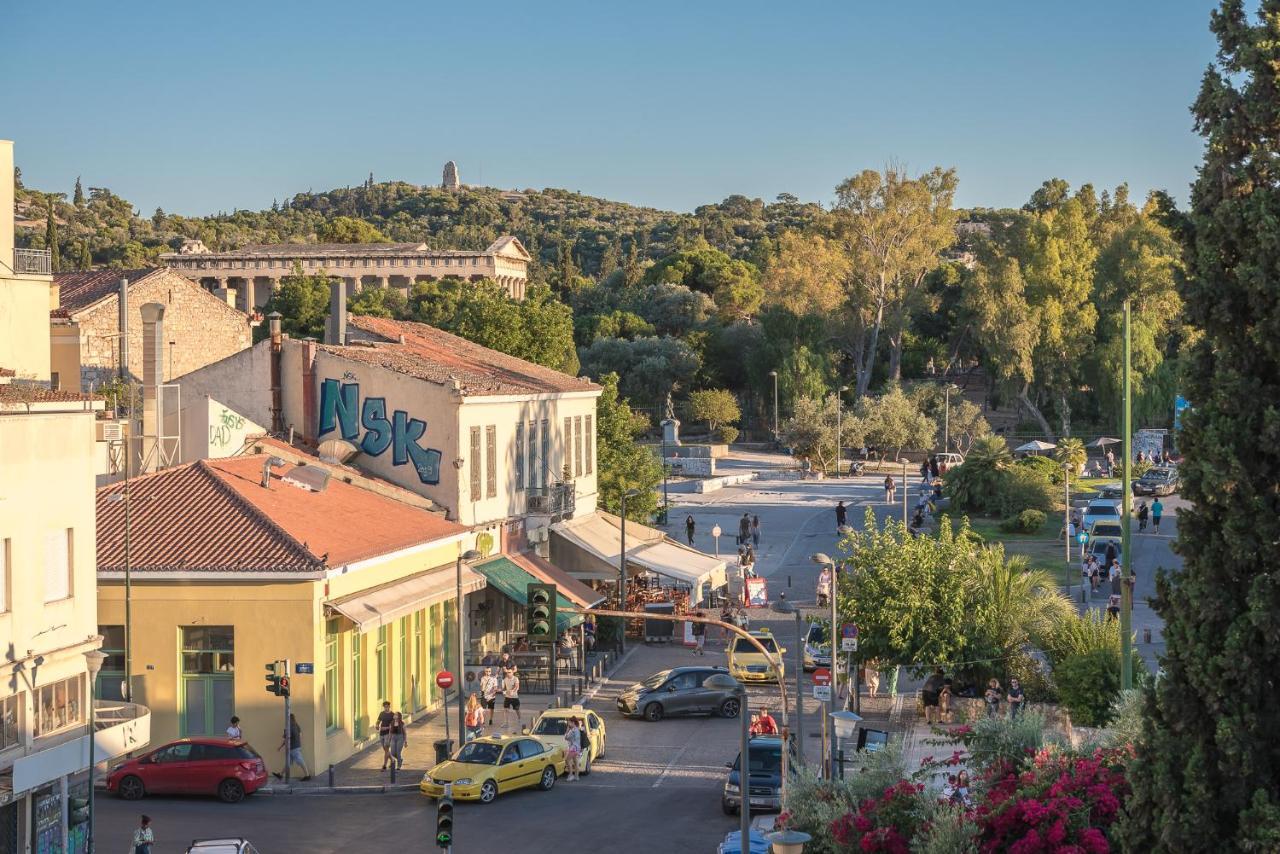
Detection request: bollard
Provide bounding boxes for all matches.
[1080,585,1086,604]
[1142,627,1152,643]
[837,749,846,780]
[327,764,335,788]
[390,762,397,784]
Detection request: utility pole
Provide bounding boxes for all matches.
[944,384,952,452]
[1120,301,1134,690]
[769,370,779,440]
[283,660,293,784]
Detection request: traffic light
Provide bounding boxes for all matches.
[68,796,88,827]
[265,661,281,696]
[435,792,454,848]
[526,583,557,642]
[279,675,291,698]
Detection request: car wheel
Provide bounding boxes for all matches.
[538,766,557,791]
[218,778,245,804]
[643,702,664,722]
[719,697,741,718]
[117,775,145,801]
[479,780,498,804]
[722,799,739,816]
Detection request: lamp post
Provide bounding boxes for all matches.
[770,599,804,766]
[711,524,722,557]
[455,549,481,741]
[834,385,849,478]
[705,674,750,846]
[659,435,670,524]
[943,384,958,452]
[767,829,813,854]
[619,488,643,656]
[768,370,779,440]
[84,648,107,853]
[899,458,910,527]
[829,710,863,779]
[811,553,839,777]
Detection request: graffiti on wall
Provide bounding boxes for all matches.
[209,406,246,450]
[318,378,442,484]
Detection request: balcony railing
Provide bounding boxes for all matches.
[14,248,52,275]
[527,482,576,518]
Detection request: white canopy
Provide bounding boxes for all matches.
[326,564,487,632]
[627,539,727,592]
[1015,440,1057,453]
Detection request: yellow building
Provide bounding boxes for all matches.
[95,452,492,772]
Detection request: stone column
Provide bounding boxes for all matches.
[346,276,362,297]
[242,277,257,312]
[376,276,389,289]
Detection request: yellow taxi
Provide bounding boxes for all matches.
[529,706,607,775]
[727,629,785,683]
[419,734,566,804]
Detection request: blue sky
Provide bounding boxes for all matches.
[3,1,1217,216]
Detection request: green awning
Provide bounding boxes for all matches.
[474,556,584,633]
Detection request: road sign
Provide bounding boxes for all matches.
[436,671,454,690]
[294,663,314,675]
[1077,531,1089,545]
[812,667,832,686]
[841,623,859,652]
[813,684,832,702]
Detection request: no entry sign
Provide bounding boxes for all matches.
[813,667,832,686]
[436,671,454,690]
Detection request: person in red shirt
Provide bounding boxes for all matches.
[750,708,779,736]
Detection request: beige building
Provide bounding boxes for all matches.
[50,267,252,392]
[160,235,532,309]
[0,141,148,853]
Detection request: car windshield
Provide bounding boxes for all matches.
[641,671,670,689]
[733,745,782,774]
[453,742,502,764]
[734,637,778,654]
[532,717,568,735]
[806,624,830,645]
[1089,505,1118,516]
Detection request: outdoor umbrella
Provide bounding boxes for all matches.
[1014,440,1057,455]
[1088,437,1121,448]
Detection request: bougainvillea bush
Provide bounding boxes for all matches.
[830,780,935,854]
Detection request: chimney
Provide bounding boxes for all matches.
[325,281,347,346]
[117,277,130,382]
[0,140,13,269]
[139,303,165,474]
[268,311,284,433]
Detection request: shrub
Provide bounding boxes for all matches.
[715,425,739,444]
[995,465,1055,517]
[933,713,1052,777]
[781,744,908,854]
[998,509,1047,534]
[1017,453,1065,485]
[831,779,935,853]
[1103,688,1145,748]
[1055,648,1121,727]
[913,804,979,854]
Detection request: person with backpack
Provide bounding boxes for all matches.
[1137,501,1149,532]
[738,513,751,546]
[884,475,896,504]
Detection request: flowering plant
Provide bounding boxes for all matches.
[830,780,932,854]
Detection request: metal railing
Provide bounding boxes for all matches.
[14,248,52,275]
[527,482,575,517]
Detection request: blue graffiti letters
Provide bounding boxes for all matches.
[317,380,442,485]
[359,397,392,456]
[393,411,442,484]
[318,378,359,440]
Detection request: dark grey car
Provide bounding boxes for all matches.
[615,666,741,722]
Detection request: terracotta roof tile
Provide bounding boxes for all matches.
[96,455,465,574]
[335,315,600,397]
[54,268,160,314]
[0,384,103,406]
[0,368,14,378]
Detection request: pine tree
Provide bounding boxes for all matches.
[1121,2,1280,849]
[44,198,60,273]
[73,175,84,206]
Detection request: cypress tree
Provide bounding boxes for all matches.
[45,199,60,273]
[73,175,84,206]
[1121,2,1280,849]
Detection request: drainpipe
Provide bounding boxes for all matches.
[268,312,284,433]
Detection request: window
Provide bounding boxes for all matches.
[181,626,235,673]
[515,423,525,491]
[470,427,482,500]
[585,415,594,475]
[44,528,72,602]
[325,619,340,731]
[540,420,550,488]
[485,425,497,498]
[352,633,364,739]
[0,537,8,613]
[529,421,540,490]
[399,616,410,710]
[564,417,572,478]
[97,625,126,701]
[0,694,20,751]
[154,743,193,763]
[574,416,583,477]
[518,739,545,759]
[33,674,84,737]
[376,626,389,702]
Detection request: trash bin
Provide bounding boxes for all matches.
[433,739,454,764]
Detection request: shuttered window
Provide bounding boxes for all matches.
[515,422,526,491]
[585,415,594,474]
[485,425,497,498]
[469,427,482,499]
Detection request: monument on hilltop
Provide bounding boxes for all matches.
[442,161,461,191]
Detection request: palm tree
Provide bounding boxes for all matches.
[945,435,1012,512]
[1054,437,1086,475]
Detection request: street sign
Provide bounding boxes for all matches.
[1077,531,1089,545]
[813,684,832,702]
[436,671,454,690]
[294,663,314,675]
[841,623,859,652]
[812,667,831,686]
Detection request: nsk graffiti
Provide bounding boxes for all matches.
[318,379,442,484]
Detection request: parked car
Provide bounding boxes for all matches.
[935,452,965,473]
[727,630,785,684]
[616,666,740,721]
[803,622,830,672]
[1088,519,1124,540]
[1097,482,1125,499]
[1083,536,1123,571]
[721,735,796,815]
[107,738,268,803]
[419,735,565,803]
[529,706,606,774]
[1133,466,1179,496]
[1081,499,1121,533]
[186,840,261,854]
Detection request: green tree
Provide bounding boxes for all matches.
[1122,3,1280,849]
[686,389,740,434]
[578,336,700,406]
[320,216,390,243]
[260,267,332,339]
[44,198,60,273]
[854,385,936,462]
[781,395,862,473]
[909,384,992,453]
[943,435,1012,514]
[73,175,84,207]
[642,244,763,321]
[595,373,662,521]
[762,229,848,315]
[348,286,408,318]
[1054,437,1086,473]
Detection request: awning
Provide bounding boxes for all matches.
[326,564,487,632]
[474,556,584,632]
[507,551,605,609]
[550,511,664,579]
[628,539,727,592]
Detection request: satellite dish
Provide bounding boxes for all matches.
[317,438,359,464]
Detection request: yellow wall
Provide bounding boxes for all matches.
[0,275,54,381]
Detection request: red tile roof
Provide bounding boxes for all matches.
[54,268,160,314]
[0,368,14,378]
[0,384,103,406]
[96,455,465,574]
[335,315,600,397]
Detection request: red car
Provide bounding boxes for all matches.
[107,737,268,803]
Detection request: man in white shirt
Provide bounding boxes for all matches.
[479,667,500,727]
[501,670,522,730]
[225,716,242,739]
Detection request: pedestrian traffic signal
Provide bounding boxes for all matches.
[1077,531,1089,545]
[526,583,557,642]
[435,793,454,848]
[265,661,282,696]
[279,675,291,698]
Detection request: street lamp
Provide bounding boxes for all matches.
[770,599,804,766]
[84,648,107,853]
[768,371,779,440]
[834,385,849,478]
[811,553,839,775]
[456,548,481,741]
[829,710,863,779]
[711,524,722,557]
[943,383,958,452]
[767,829,813,854]
[618,488,643,655]
[705,673,750,845]
[899,459,910,527]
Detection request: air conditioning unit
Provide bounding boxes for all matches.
[97,421,124,442]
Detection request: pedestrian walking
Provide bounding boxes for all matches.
[984,679,1002,718]
[921,667,945,724]
[738,512,751,546]
[1007,678,1025,720]
[225,715,242,739]
[1106,449,1116,475]
[930,456,940,480]
[692,611,706,655]
[835,500,847,530]
[685,514,696,546]
[884,475,896,504]
[389,712,407,770]
[131,815,155,854]
[751,515,761,547]
[274,713,310,780]
[1152,498,1164,533]
[1109,559,1122,593]
[376,700,395,770]
[464,693,485,742]
[864,660,881,698]
[564,717,583,781]
[1137,501,1149,532]
[501,668,522,729]
[939,678,953,724]
[480,667,500,727]
[920,459,930,482]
